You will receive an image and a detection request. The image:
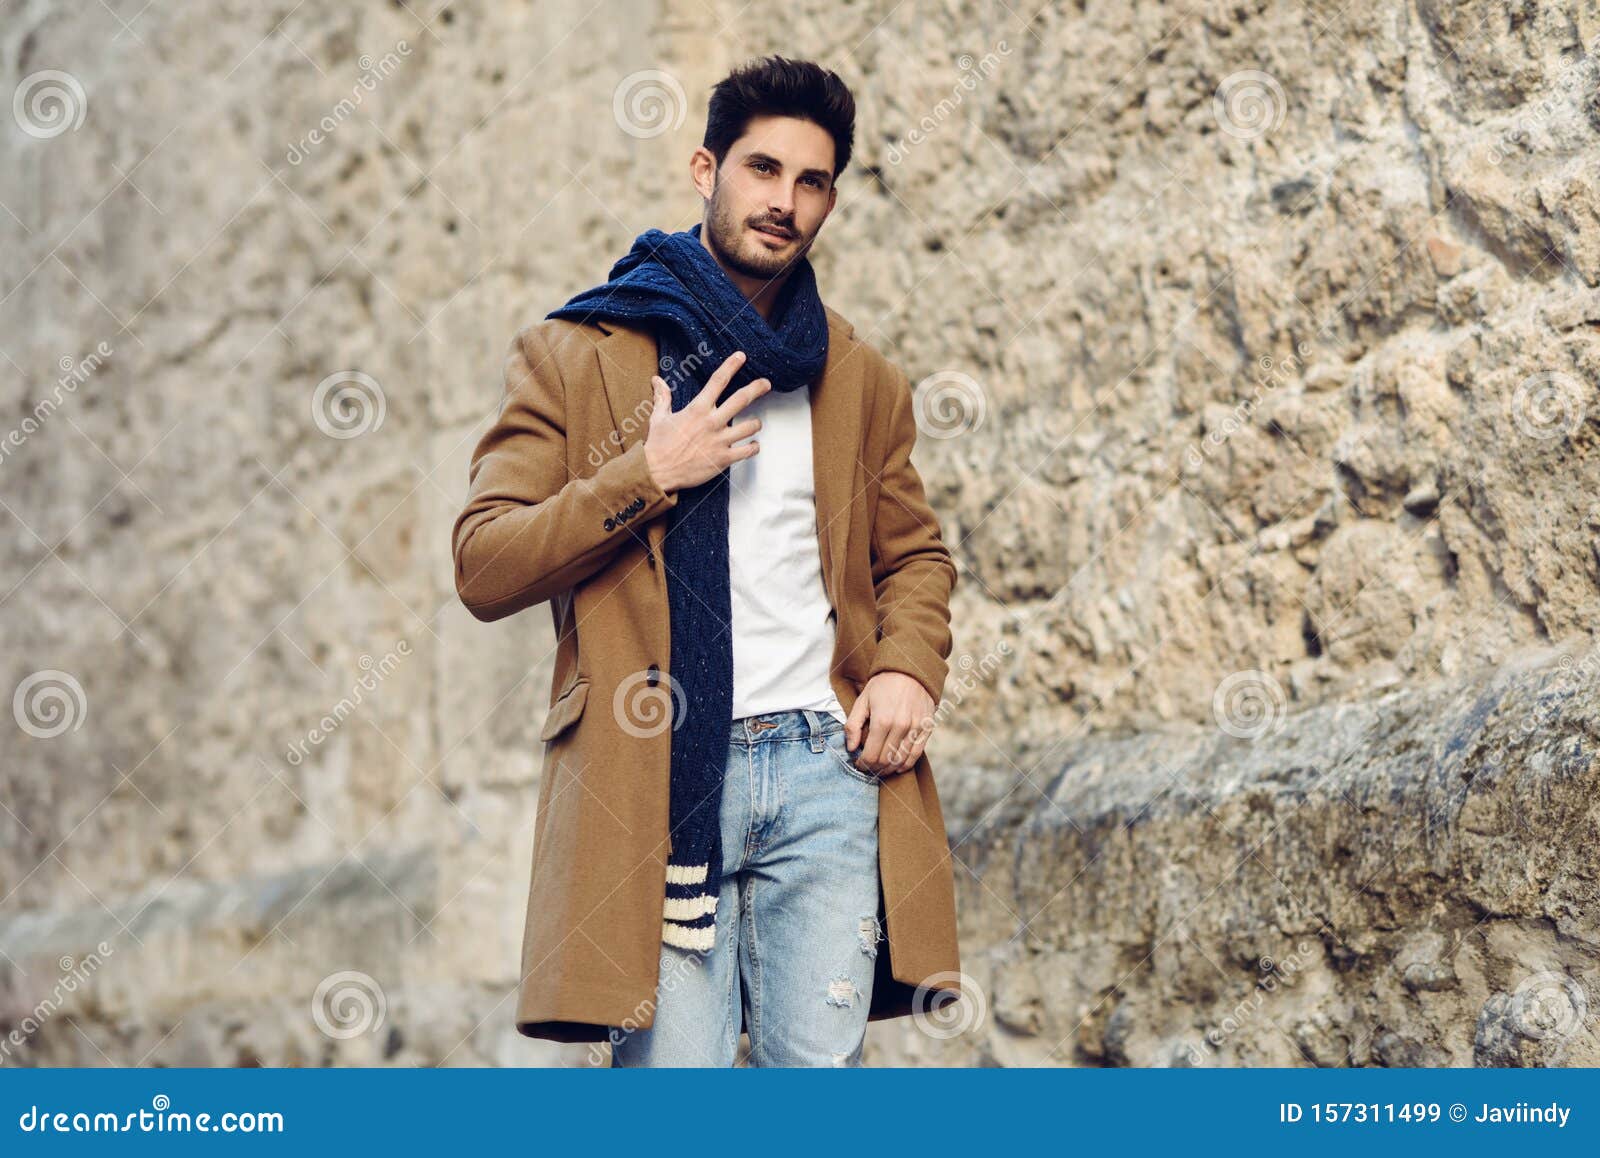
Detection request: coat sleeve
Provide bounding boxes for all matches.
[452,323,679,622]
[866,361,958,706]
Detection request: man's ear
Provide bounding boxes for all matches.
[689,146,718,200]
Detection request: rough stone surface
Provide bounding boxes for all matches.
[2,0,1598,1066]
[895,642,1600,1067]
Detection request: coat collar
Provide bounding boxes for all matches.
[591,306,862,608]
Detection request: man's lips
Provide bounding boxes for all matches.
[752,224,793,241]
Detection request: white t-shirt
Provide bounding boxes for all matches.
[726,382,848,724]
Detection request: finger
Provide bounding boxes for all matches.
[694,350,747,408]
[897,716,926,773]
[900,714,932,768]
[845,687,870,750]
[711,376,771,425]
[860,718,888,772]
[723,415,762,445]
[897,725,927,774]
[882,717,913,774]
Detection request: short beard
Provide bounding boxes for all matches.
[704,185,807,281]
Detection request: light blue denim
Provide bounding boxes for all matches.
[610,708,882,1067]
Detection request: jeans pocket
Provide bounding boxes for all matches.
[824,728,880,787]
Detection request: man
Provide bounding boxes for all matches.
[451,56,961,1066]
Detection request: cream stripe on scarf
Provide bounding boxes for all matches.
[664,862,709,885]
[662,920,716,952]
[662,893,719,920]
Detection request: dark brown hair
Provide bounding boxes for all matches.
[703,55,856,182]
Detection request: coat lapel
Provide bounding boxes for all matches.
[592,311,863,611]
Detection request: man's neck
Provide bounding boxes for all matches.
[699,227,790,321]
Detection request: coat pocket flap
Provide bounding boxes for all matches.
[539,678,590,742]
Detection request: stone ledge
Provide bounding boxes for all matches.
[931,644,1600,1067]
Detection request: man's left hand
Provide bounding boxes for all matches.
[844,671,936,777]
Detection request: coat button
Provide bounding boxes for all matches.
[646,663,660,688]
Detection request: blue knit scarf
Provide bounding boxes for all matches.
[547,221,829,952]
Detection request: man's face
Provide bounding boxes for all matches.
[700,114,837,281]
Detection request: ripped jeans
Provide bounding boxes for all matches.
[610,708,882,1067]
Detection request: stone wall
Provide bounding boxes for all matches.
[3,0,1598,1066]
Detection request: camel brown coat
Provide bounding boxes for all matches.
[451,305,962,1042]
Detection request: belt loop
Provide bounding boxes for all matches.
[804,708,825,752]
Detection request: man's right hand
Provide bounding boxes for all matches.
[643,350,772,494]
